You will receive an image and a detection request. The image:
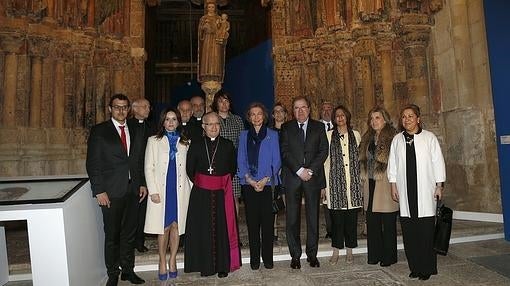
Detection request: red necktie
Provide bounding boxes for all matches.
[119,125,127,152]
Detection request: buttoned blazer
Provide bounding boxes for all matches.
[86,119,145,198]
[144,136,192,235]
[280,119,329,191]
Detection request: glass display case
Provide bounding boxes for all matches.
[0,175,105,286]
[0,177,87,205]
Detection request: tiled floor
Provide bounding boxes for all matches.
[3,210,509,285]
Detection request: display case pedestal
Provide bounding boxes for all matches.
[0,177,105,286]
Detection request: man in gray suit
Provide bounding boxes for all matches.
[280,96,328,269]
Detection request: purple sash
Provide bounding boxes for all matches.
[194,173,240,272]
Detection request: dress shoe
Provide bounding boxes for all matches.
[380,262,392,267]
[264,263,274,269]
[136,245,149,253]
[217,272,228,278]
[419,274,431,280]
[308,257,320,267]
[367,260,379,265]
[290,258,301,269]
[250,263,260,270]
[106,275,119,286]
[409,272,419,279]
[168,271,178,278]
[120,272,145,284]
[325,233,331,239]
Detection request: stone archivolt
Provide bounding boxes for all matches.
[271,0,442,128]
[0,0,144,177]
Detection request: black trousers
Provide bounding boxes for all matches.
[101,189,139,277]
[366,211,398,264]
[330,208,359,249]
[242,185,274,266]
[366,179,398,264]
[135,196,147,248]
[323,204,332,236]
[285,185,320,259]
[400,216,437,276]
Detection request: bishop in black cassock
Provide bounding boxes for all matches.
[184,112,241,278]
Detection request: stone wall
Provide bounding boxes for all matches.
[269,0,501,212]
[0,0,146,177]
[431,0,500,212]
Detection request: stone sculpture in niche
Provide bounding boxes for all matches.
[197,0,230,109]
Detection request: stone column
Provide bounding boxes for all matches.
[1,35,23,127]
[113,69,124,94]
[41,57,54,127]
[87,0,95,29]
[54,59,65,128]
[124,0,131,36]
[44,0,56,23]
[30,56,43,127]
[377,35,396,116]
[2,53,17,127]
[342,57,354,112]
[75,57,87,128]
[450,0,475,106]
[399,14,432,113]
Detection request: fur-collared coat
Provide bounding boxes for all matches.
[359,126,399,213]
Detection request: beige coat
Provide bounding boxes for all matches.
[144,136,192,235]
[359,127,399,213]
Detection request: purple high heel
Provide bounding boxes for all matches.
[169,271,178,278]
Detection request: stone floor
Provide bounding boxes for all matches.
[3,207,510,286]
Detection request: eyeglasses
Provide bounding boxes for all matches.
[111,105,129,111]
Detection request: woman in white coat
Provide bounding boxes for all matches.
[387,104,446,281]
[144,107,192,281]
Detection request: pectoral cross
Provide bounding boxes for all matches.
[208,166,214,174]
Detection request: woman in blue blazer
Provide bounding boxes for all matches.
[237,102,281,270]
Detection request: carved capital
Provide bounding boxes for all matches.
[0,32,25,53]
[400,30,430,47]
[397,14,432,47]
[28,36,52,57]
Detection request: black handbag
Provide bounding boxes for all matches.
[433,198,453,256]
[271,167,285,214]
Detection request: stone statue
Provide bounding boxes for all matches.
[197,0,229,109]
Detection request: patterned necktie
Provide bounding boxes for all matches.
[327,122,332,131]
[119,125,127,152]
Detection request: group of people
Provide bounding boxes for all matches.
[86,92,446,286]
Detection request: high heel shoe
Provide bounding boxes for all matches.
[169,271,178,278]
[329,254,339,265]
[158,272,168,281]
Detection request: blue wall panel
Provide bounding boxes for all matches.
[484,1,510,240]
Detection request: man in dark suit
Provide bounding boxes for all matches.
[319,101,334,239]
[86,94,147,286]
[128,98,153,253]
[280,96,328,269]
[178,99,203,140]
[190,95,205,123]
